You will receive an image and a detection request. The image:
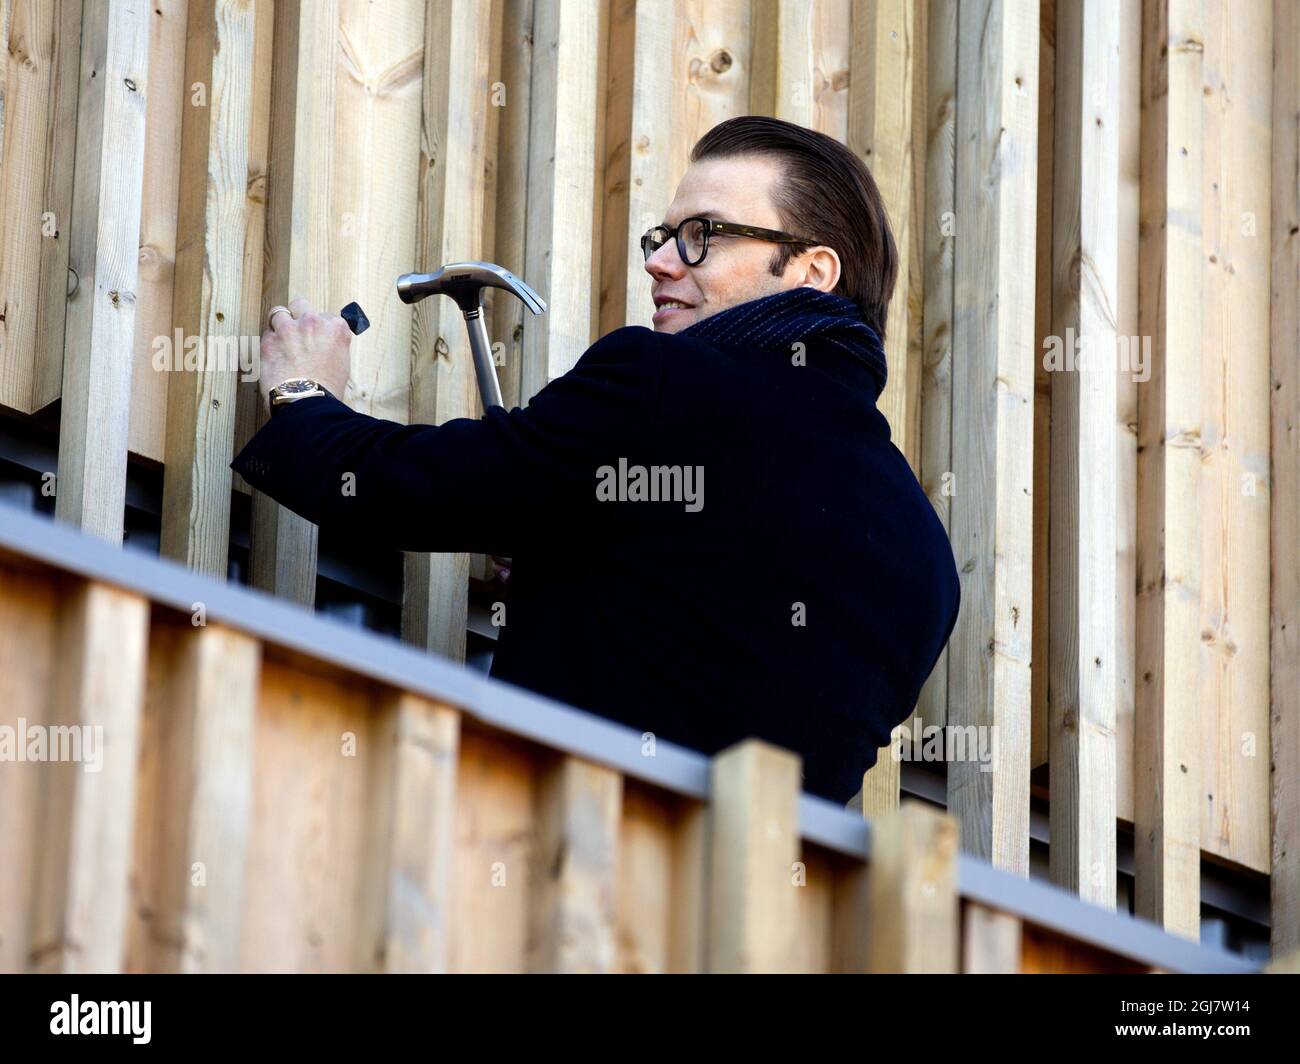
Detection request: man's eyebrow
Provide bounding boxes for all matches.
[663,207,728,226]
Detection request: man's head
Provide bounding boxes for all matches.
[643,116,898,338]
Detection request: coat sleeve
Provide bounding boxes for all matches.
[229,326,665,555]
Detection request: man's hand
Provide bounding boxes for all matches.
[258,295,353,415]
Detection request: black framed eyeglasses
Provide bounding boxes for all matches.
[639,215,819,267]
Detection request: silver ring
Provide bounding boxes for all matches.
[266,305,292,330]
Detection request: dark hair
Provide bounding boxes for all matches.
[689,116,899,341]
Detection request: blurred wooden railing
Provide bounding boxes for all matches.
[0,505,1259,973]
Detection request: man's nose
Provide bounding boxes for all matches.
[644,242,686,280]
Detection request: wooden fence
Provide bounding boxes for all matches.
[0,0,1297,959]
[0,505,1263,972]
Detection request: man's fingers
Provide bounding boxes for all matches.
[287,295,313,320]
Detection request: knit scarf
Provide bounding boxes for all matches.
[679,286,887,396]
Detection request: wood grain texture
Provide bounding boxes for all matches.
[1270,0,1299,955]
[54,0,150,543]
[1135,0,1205,938]
[530,754,622,972]
[947,0,1038,874]
[867,799,959,972]
[520,0,602,399]
[1199,0,1272,875]
[357,692,460,972]
[127,0,187,462]
[0,0,79,417]
[961,898,1022,972]
[1047,0,1123,908]
[30,581,149,973]
[160,0,256,577]
[127,620,259,973]
[403,0,492,660]
[706,739,801,972]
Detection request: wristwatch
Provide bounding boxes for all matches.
[269,377,329,414]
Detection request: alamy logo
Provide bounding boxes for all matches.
[50,996,151,1044]
[595,457,704,512]
[0,718,102,772]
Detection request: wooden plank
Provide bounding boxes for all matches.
[448,729,538,972]
[1115,0,1143,830]
[160,0,256,577]
[232,0,275,496]
[706,739,801,973]
[1135,0,1204,938]
[238,660,376,971]
[615,782,677,972]
[961,899,1022,973]
[30,581,149,973]
[127,621,259,973]
[248,0,335,604]
[1270,0,1300,956]
[851,0,924,811]
[127,0,187,462]
[53,0,150,543]
[602,0,753,333]
[520,0,602,399]
[488,0,534,412]
[668,796,708,973]
[752,0,851,140]
[1199,0,1273,875]
[402,0,492,659]
[0,0,80,416]
[947,0,1038,873]
[530,754,622,973]
[1031,0,1055,769]
[0,559,59,973]
[917,0,957,736]
[867,799,958,972]
[357,693,460,973]
[1047,0,1123,908]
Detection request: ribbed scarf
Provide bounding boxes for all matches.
[679,286,887,396]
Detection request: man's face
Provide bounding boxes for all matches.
[644,155,810,334]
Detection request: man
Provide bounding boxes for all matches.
[230,115,959,805]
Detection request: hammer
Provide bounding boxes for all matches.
[396,262,547,411]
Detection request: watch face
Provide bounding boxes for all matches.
[278,379,314,396]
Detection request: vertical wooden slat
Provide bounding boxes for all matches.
[0,0,80,416]
[520,0,602,399]
[248,0,334,604]
[948,0,1038,873]
[706,739,801,973]
[1270,0,1300,955]
[1047,0,1123,908]
[1031,0,1056,770]
[1199,0,1272,874]
[867,799,959,972]
[358,693,460,973]
[1135,0,1204,938]
[129,622,259,973]
[602,0,753,334]
[917,0,958,736]
[403,0,492,660]
[127,0,187,462]
[530,754,622,973]
[961,899,1022,973]
[160,0,256,577]
[54,0,149,543]
[488,0,534,413]
[30,581,148,973]
[231,0,275,496]
[851,0,923,811]
[668,797,708,973]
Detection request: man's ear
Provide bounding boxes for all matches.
[798,245,842,293]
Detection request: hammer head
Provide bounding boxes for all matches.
[396,262,547,317]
